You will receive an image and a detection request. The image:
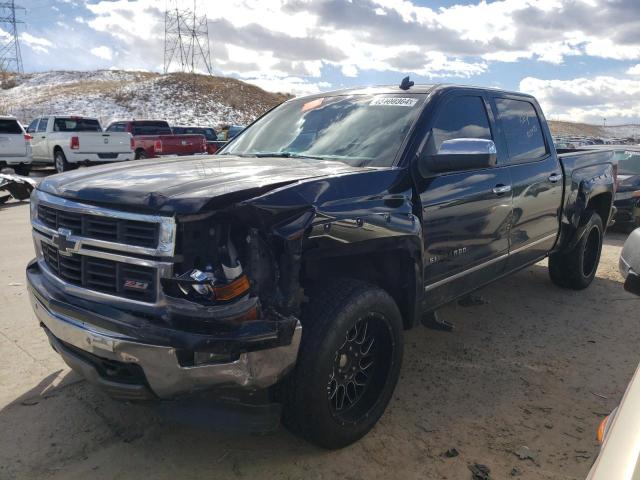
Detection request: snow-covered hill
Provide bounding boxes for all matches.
[0,70,290,128]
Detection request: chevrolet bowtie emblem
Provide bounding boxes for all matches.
[52,228,77,255]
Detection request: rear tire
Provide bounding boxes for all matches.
[13,163,31,176]
[283,279,404,449]
[549,211,603,290]
[54,150,75,173]
[135,149,148,160]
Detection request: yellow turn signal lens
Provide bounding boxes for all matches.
[213,275,250,301]
[597,415,610,444]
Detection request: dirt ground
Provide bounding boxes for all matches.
[1,190,639,480]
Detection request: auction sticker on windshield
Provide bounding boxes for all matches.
[370,97,418,107]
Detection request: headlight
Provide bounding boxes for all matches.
[29,192,38,221]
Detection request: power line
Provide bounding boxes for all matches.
[0,0,24,73]
[163,0,212,75]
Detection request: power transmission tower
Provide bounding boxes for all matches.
[0,0,24,73]
[163,0,212,75]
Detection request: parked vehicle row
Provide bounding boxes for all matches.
[26,83,616,449]
[3,115,246,175]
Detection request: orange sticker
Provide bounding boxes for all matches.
[301,97,324,112]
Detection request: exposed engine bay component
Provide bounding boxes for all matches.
[0,171,36,204]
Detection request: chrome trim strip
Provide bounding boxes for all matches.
[425,252,508,292]
[424,233,557,292]
[33,190,176,257]
[33,229,172,269]
[509,233,557,256]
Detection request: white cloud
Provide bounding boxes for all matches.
[626,64,640,76]
[520,75,640,124]
[90,46,113,61]
[244,76,329,95]
[20,32,54,54]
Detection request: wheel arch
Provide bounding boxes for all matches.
[302,245,423,330]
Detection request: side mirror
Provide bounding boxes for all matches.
[420,138,497,175]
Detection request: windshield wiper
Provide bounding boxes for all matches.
[253,152,326,160]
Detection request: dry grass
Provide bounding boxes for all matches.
[548,120,605,137]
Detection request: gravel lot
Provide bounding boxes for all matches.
[1,192,638,480]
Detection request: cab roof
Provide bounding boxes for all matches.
[295,83,535,101]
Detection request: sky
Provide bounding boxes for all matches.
[5,0,640,124]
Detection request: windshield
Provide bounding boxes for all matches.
[222,94,426,167]
[615,151,640,175]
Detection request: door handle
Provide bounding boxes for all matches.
[492,184,511,195]
[548,173,562,183]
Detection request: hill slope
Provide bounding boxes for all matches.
[0,70,290,128]
[548,120,639,140]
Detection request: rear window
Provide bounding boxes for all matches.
[132,121,171,136]
[495,98,547,164]
[0,119,23,134]
[53,118,102,132]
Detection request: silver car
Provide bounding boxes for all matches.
[587,228,640,479]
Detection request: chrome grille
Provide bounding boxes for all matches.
[41,242,157,302]
[32,190,175,305]
[38,203,159,248]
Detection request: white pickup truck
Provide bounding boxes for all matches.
[0,116,32,176]
[26,116,134,173]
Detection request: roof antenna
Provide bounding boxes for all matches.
[399,76,414,90]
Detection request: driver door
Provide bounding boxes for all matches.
[416,94,513,307]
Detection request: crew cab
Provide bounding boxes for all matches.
[0,116,32,175]
[106,120,207,159]
[27,84,615,449]
[25,116,134,173]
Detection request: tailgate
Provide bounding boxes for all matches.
[159,134,205,155]
[77,133,132,153]
[0,134,26,156]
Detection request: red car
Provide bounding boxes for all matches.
[106,120,207,159]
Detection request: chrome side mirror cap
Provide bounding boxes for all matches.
[419,138,497,175]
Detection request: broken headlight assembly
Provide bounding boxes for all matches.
[163,223,263,323]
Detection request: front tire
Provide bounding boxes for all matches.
[549,211,604,289]
[284,279,404,449]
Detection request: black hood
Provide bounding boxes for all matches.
[37,155,368,214]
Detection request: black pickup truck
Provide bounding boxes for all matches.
[27,83,615,449]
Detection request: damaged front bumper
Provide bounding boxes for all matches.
[27,260,302,400]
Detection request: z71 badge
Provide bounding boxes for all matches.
[123,280,149,291]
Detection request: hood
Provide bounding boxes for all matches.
[37,155,368,214]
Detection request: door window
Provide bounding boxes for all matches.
[26,119,38,133]
[36,118,48,133]
[495,98,547,164]
[428,96,492,154]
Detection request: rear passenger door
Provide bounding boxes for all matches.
[491,96,562,269]
[417,93,513,306]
